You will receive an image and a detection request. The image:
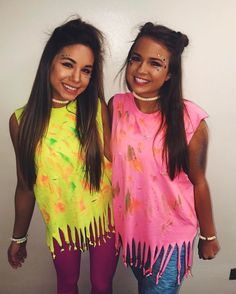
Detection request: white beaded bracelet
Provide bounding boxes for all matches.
[199,235,216,241]
[11,234,28,244]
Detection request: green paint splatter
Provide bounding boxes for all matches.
[58,152,71,164]
[49,138,57,145]
[70,182,76,192]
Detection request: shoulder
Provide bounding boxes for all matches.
[9,112,19,148]
[112,92,132,103]
[109,92,132,108]
[183,99,209,143]
[184,99,208,119]
[9,112,19,128]
[14,106,25,123]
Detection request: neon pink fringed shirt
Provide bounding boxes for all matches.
[111,93,208,283]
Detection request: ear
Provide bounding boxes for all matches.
[165,73,171,81]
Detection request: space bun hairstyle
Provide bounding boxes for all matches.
[137,21,189,54]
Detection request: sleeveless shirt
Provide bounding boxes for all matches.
[111,92,208,283]
[15,100,113,256]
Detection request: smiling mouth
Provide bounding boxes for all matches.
[63,83,78,93]
[134,77,149,85]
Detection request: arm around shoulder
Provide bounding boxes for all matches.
[188,120,220,260]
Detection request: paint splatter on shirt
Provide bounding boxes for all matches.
[15,100,113,255]
[111,92,208,283]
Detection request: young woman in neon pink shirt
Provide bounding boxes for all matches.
[109,22,220,293]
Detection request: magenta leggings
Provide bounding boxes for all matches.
[53,232,119,294]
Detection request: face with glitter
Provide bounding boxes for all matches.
[126,36,171,98]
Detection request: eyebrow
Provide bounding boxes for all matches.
[132,52,165,63]
[60,55,93,67]
[60,55,76,64]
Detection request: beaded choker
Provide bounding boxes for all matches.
[52,98,70,104]
[132,91,160,101]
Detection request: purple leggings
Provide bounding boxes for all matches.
[53,232,119,294]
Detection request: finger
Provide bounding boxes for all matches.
[8,254,22,268]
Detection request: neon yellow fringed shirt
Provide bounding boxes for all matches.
[15,100,113,255]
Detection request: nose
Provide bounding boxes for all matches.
[136,61,148,74]
[70,68,81,83]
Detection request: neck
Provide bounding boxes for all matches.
[52,98,70,105]
[132,91,160,101]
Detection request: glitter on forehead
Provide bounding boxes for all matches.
[60,53,70,58]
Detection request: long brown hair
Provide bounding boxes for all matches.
[18,17,105,191]
[124,22,189,179]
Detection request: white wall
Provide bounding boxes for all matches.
[1,0,236,293]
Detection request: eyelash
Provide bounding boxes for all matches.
[150,61,162,68]
[62,62,73,68]
[61,62,92,75]
[82,68,92,75]
[129,56,141,63]
[129,56,162,68]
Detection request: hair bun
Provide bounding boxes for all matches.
[141,22,154,33]
[176,32,189,53]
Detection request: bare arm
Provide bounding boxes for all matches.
[100,99,112,161]
[188,120,220,259]
[8,113,35,269]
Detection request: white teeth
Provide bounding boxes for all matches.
[135,77,148,84]
[64,84,77,91]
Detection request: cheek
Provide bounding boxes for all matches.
[49,66,59,84]
[81,76,91,90]
[126,67,133,82]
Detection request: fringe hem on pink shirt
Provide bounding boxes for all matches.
[116,237,194,285]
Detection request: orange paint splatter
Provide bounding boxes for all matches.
[125,191,141,214]
[65,113,76,122]
[139,117,146,127]
[41,175,49,184]
[127,175,133,182]
[153,147,161,155]
[79,199,86,211]
[42,208,50,224]
[133,159,142,172]
[55,202,65,213]
[81,179,90,191]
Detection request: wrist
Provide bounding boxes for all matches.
[11,234,28,244]
[199,234,217,241]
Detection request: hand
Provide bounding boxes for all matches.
[8,241,27,269]
[198,238,220,260]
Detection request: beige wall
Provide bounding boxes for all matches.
[1,0,236,293]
